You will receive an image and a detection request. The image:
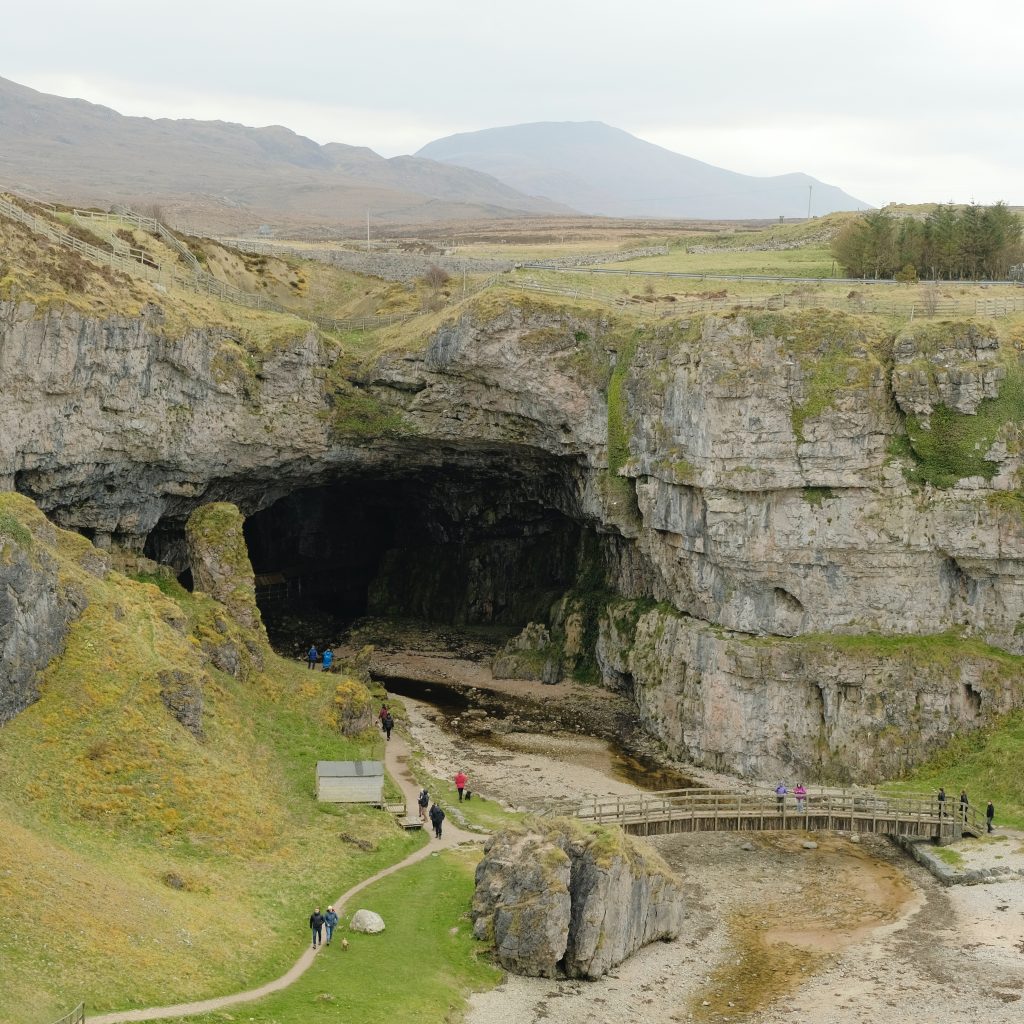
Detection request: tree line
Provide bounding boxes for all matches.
[831,203,1024,281]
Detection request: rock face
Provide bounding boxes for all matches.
[0,494,91,723]
[472,821,684,979]
[491,622,561,683]
[158,668,205,740]
[7,293,1024,779]
[349,909,385,934]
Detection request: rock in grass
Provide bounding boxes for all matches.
[349,909,385,933]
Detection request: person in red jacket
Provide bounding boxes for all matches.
[455,770,468,802]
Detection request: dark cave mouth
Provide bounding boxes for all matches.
[238,465,594,644]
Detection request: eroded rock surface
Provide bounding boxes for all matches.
[472,821,684,979]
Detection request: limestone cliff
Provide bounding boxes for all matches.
[5,287,1024,780]
[472,820,684,979]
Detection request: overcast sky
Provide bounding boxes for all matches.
[2,0,1021,207]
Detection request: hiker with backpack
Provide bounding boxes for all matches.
[418,788,430,822]
[429,801,445,839]
[382,710,394,741]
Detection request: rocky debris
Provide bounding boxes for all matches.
[349,909,385,933]
[802,841,819,850]
[492,623,562,684]
[158,668,205,739]
[472,820,684,979]
[0,494,91,723]
[891,321,1003,416]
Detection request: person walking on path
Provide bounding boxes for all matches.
[378,703,390,728]
[455,770,468,802]
[417,788,430,822]
[429,802,445,839]
[307,645,319,670]
[960,789,969,823]
[937,787,946,817]
[322,648,333,673]
[382,710,394,741]
[324,906,339,945]
[986,800,995,833]
[309,907,325,949]
[793,782,807,813]
[775,781,788,809]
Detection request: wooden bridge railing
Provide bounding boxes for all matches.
[539,786,986,841]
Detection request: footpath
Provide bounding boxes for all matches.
[88,729,477,1023]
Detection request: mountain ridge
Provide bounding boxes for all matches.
[416,120,871,219]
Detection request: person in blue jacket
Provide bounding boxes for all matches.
[307,645,318,670]
[322,648,334,672]
[324,905,339,944]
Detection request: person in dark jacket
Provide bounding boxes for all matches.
[417,788,430,822]
[937,787,946,816]
[429,802,445,839]
[959,789,969,822]
[986,801,995,833]
[382,711,394,741]
[324,905,339,944]
[309,907,325,948]
[307,645,319,670]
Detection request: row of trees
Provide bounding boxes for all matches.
[831,203,1024,281]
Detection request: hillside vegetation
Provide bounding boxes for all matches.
[0,493,420,1024]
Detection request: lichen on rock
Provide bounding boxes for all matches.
[472,819,684,979]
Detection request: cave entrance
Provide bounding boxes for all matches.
[241,461,590,648]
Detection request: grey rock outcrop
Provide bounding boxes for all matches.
[8,290,1024,779]
[491,622,561,683]
[472,821,684,979]
[0,494,90,723]
[158,668,205,740]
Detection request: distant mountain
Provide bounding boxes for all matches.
[0,77,571,230]
[417,121,871,219]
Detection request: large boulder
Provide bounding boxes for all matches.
[472,820,684,979]
[491,622,561,684]
[349,909,385,934]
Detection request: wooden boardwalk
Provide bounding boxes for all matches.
[541,788,985,843]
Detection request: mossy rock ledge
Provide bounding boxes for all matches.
[472,819,684,979]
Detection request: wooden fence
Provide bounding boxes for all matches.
[540,786,985,843]
[48,1003,84,1024]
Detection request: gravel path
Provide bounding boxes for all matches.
[86,729,479,1024]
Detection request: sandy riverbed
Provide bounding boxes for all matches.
[396,687,1024,1024]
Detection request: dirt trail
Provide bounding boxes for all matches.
[86,729,478,1024]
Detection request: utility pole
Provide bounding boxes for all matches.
[807,185,813,220]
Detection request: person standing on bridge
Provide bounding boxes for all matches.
[775,781,788,809]
[960,789,969,822]
[793,782,807,813]
[937,787,946,817]
[986,800,995,833]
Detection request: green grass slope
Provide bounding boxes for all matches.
[0,493,422,1024]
